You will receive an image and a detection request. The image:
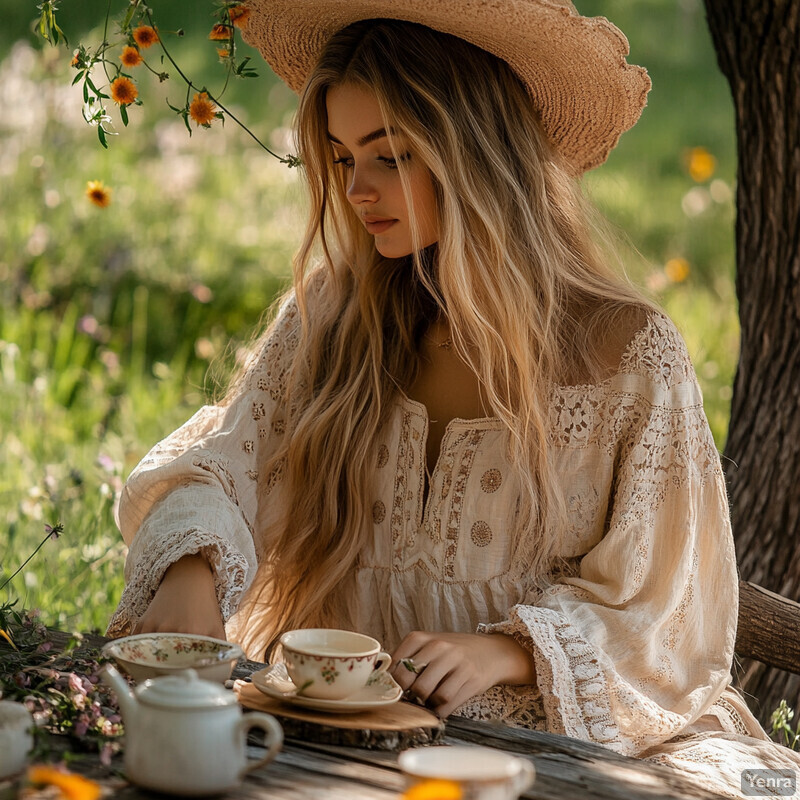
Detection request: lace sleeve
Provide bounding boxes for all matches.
[479,313,738,756]
[106,293,301,638]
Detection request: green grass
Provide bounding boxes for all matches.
[0,0,740,633]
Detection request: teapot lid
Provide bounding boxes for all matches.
[136,669,238,709]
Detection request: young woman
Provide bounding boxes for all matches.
[108,1,800,795]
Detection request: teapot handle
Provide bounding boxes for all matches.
[238,712,284,778]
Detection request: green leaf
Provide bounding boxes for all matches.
[97,127,108,149]
[82,81,89,103]
[120,104,129,126]
[71,71,83,86]
[122,5,136,30]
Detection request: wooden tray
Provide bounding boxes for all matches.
[235,680,445,751]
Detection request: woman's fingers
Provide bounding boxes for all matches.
[427,671,474,718]
[402,655,454,704]
[389,631,532,718]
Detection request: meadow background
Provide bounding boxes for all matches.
[0,0,738,634]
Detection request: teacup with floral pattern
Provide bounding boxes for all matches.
[102,633,244,683]
[279,629,392,700]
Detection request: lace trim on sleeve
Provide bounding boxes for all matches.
[106,528,250,637]
[107,485,256,638]
[480,605,691,756]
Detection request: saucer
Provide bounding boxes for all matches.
[251,663,403,713]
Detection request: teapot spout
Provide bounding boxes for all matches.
[99,664,137,724]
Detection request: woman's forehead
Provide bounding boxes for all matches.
[326,84,392,147]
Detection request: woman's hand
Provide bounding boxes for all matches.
[389,631,536,719]
[132,553,226,640]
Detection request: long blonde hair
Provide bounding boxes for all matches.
[233,19,650,658]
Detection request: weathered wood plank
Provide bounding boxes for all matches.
[736,579,800,674]
[445,717,728,800]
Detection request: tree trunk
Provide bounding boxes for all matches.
[703,0,800,725]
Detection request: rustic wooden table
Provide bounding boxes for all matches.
[4,631,728,799]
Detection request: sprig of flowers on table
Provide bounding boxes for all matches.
[0,523,124,766]
[35,0,300,167]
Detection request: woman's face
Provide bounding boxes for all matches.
[325,83,439,259]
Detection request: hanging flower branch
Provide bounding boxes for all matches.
[36,0,301,167]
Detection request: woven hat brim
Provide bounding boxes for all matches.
[240,0,650,173]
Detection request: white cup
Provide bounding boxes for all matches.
[0,701,34,780]
[279,629,392,700]
[398,745,535,800]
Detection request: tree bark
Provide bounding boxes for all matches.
[703,0,800,725]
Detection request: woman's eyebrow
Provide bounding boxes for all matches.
[327,127,393,147]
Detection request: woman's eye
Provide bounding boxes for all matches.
[378,153,410,170]
[332,156,354,168]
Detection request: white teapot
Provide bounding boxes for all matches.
[101,664,282,796]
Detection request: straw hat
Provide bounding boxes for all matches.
[240,0,650,173]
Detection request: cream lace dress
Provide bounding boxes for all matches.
[108,294,800,798]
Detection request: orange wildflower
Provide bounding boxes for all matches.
[687,146,716,183]
[71,51,80,67]
[664,257,690,283]
[110,76,138,105]
[217,48,230,58]
[132,25,158,49]
[208,23,232,41]
[189,92,218,126]
[228,5,251,28]
[120,45,143,67]
[28,765,102,800]
[86,180,112,208]
[402,780,463,800]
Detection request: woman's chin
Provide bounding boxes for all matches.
[374,238,438,260]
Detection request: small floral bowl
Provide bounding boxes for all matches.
[101,633,244,683]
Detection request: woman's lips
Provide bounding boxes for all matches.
[363,217,397,234]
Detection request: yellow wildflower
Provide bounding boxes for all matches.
[402,779,463,800]
[120,46,143,67]
[132,25,158,49]
[86,181,112,208]
[190,92,218,127]
[110,76,138,106]
[664,257,690,283]
[687,147,716,183]
[0,628,16,649]
[28,765,102,800]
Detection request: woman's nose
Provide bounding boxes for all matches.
[346,167,379,205]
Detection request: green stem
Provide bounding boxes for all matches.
[144,8,289,162]
[100,0,114,83]
[0,531,57,594]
